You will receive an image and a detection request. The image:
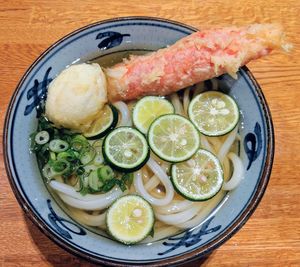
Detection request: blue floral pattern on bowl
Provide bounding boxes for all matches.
[3,17,274,266]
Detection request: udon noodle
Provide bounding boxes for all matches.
[47,80,245,242]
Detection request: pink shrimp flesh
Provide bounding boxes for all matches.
[105,24,290,102]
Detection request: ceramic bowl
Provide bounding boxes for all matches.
[3,17,274,266]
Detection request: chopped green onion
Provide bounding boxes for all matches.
[98,166,114,182]
[35,131,50,145]
[70,135,89,152]
[88,170,104,191]
[80,147,96,165]
[77,173,90,195]
[76,167,85,176]
[82,174,89,188]
[50,152,56,161]
[49,139,69,153]
[92,139,103,151]
[101,178,118,192]
[78,177,89,196]
[36,144,50,167]
[122,173,133,187]
[93,153,104,166]
[57,150,78,162]
[50,160,70,174]
[32,110,134,195]
[42,163,56,180]
[92,140,104,165]
[37,116,53,132]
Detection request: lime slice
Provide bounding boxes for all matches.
[171,149,223,201]
[83,105,118,139]
[106,195,154,244]
[188,91,239,136]
[133,96,174,134]
[148,114,200,162]
[103,127,149,172]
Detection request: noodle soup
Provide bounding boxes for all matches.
[32,51,243,244]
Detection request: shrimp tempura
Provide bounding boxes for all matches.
[106,24,290,102]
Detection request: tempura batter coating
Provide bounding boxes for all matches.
[106,24,289,102]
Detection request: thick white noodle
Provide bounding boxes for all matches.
[223,153,244,191]
[170,93,185,116]
[201,135,215,154]
[154,205,201,225]
[50,180,122,201]
[68,207,106,227]
[145,175,160,191]
[193,82,205,98]
[142,168,150,183]
[155,199,194,214]
[47,87,241,234]
[113,101,132,126]
[50,182,123,210]
[160,162,170,173]
[57,191,121,210]
[217,126,238,162]
[208,137,223,153]
[177,192,226,229]
[183,87,190,115]
[147,157,174,200]
[134,158,174,206]
[134,171,173,206]
[222,155,231,181]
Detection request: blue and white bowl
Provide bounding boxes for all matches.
[3,17,274,266]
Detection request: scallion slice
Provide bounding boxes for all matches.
[70,135,89,152]
[80,147,96,165]
[57,150,78,162]
[35,131,50,145]
[88,170,104,191]
[98,166,114,182]
[49,139,69,153]
[42,163,56,180]
[50,160,70,174]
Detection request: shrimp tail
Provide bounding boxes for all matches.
[105,24,291,102]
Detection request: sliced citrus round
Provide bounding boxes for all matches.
[103,127,149,172]
[106,195,154,244]
[83,105,118,139]
[188,91,239,136]
[148,114,200,162]
[171,149,223,201]
[132,96,174,134]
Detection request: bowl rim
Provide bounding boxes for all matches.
[3,16,275,266]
